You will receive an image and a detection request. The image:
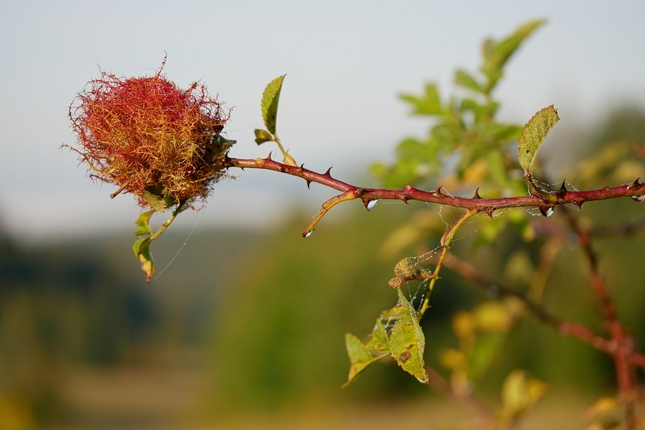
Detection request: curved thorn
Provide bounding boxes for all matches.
[324,166,334,177]
[484,207,496,218]
[306,180,312,189]
[433,187,444,197]
[556,180,568,198]
[628,177,642,189]
[573,198,586,210]
[473,187,482,199]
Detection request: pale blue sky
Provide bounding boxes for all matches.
[2,1,645,241]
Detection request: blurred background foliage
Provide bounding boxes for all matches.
[0,44,645,429]
[1,103,645,429]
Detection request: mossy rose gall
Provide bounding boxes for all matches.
[67,62,232,209]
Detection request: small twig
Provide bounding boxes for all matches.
[418,209,477,316]
[440,253,645,370]
[561,210,638,428]
[591,216,645,238]
[109,179,130,199]
[150,201,187,241]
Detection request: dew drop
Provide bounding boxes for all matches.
[366,200,377,211]
[304,230,313,238]
[631,194,645,202]
[541,206,555,217]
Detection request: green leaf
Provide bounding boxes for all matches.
[211,133,236,153]
[254,129,274,145]
[343,318,393,388]
[261,75,286,135]
[132,237,154,282]
[388,288,428,383]
[482,19,546,92]
[365,319,390,353]
[454,69,482,93]
[142,186,173,212]
[133,210,155,236]
[400,83,442,116]
[342,334,378,387]
[518,105,559,173]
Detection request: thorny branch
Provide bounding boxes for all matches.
[225,155,645,236]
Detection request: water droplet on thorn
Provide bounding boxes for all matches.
[366,200,377,211]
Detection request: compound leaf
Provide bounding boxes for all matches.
[518,105,559,173]
[261,75,286,135]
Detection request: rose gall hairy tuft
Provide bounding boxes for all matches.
[67,62,232,209]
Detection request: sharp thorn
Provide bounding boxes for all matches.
[473,187,482,199]
[324,167,333,177]
[306,180,312,189]
[628,177,642,189]
[556,180,568,197]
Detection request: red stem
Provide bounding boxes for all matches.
[226,156,645,213]
[562,211,638,428]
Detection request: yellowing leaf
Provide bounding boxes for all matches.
[343,333,375,387]
[500,370,547,420]
[518,105,559,173]
[342,326,390,388]
[132,237,154,282]
[388,288,428,383]
[365,319,390,352]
